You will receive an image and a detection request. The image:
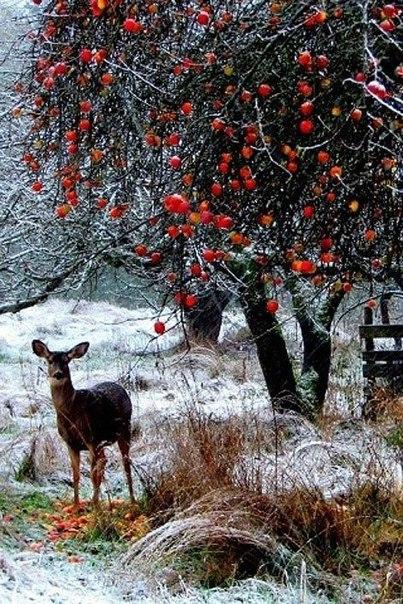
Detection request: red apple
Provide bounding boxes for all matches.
[79,100,92,113]
[31,181,43,192]
[218,162,230,174]
[79,48,92,63]
[299,119,314,135]
[366,80,388,100]
[303,205,315,218]
[167,225,180,239]
[190,263,202,277]
[297,81,313,96]
[185,294,198,308]
[96,198,108,209]
[383,4,398,18]
[244,178,257,190]
[123,19,143,34]
[211,118,225,131]
[317,150,330,164]
[211,182,223,197]
[197,11,210,26]
[150,251,162,265]
[320,237,333,251]
[297,50,313,69]
[79,119,91,131]
[201,210,214,224]
[240,90,253,102]
[154,321,165,335]
[300,260,316,274]
[217,215,234,230]
[203,249,216,262]
[134,244,148,257]
[181,101,193,115]
[355,72,366,83]
[257,83,273,97]
[379,19,395,32]
[166,132,181,146]
[350,108,363,122]
[168,155,182,169]
[299,101,314,116]
[43,77,55,90]
[316,55,329,70]
[265,299,279,314]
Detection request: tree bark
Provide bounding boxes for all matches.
[185,287,232,343]
[288,277,344,417]
[241,279,300,414]
[299,323,332,411]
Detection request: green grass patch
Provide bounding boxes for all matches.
[0,489,147,563]
[0,489,56,549]
[385,425,403,449]
[0,490,54,516]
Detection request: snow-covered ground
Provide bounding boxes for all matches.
[0,298,401,603]
[0,549,121,604]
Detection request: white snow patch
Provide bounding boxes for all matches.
[0,551,121,603]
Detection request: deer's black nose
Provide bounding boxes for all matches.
[54,371,64,380]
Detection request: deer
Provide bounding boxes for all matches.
[32,339,135,507]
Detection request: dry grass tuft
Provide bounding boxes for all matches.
[127,404,402,590]
[122,495,282,587]
[366,388,403,422]
[139,408,248,518]
[122,484,402,589]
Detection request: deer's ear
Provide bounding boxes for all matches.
[32,340,51,359]
[67,342,89,361]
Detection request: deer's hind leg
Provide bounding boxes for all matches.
[89,446,107,506]
[117,437,135,504]
[68,447,81,507]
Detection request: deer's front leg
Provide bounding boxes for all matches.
[68,447,80,506]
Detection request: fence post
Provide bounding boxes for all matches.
[362,306,376,420]
[381,293,403,393]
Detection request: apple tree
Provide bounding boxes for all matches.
[13,0,402,417]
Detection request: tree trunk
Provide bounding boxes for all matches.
[186,287,232,343]
[288,277,344,417]
[298,321,332,415]
[241,280,300,414]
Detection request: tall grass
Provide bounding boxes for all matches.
[121,403,402,597]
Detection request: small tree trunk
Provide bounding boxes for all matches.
[186,287,232,343]
[241,280,300,413]
[288,277,344,417]
[299,323,332,413]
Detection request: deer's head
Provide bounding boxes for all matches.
[32,340,89,385]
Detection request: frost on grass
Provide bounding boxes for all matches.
[241,415,403,498]
[119,577,334,604]
[0,298,401,603]
[0,298,400,500]
[0,550,120,604]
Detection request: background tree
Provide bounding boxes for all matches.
[0,1,88,312]
[10,0,402,417]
